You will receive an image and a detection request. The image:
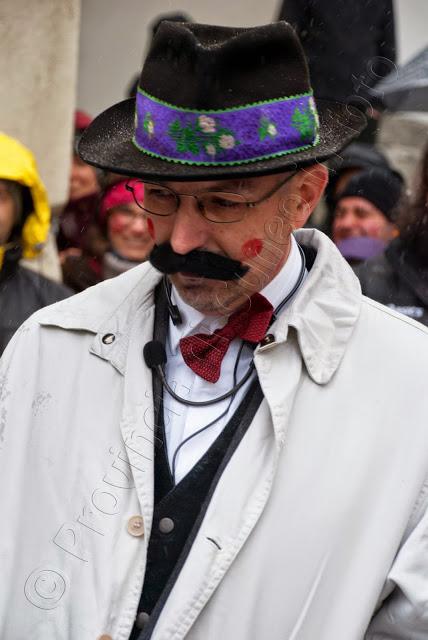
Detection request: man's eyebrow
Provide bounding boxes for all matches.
[355,206,370,215]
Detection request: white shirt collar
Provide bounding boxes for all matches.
[169,234,304,352]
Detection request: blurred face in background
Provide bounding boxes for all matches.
[0,180,17,245]
[333,196,396,243]
[69,154,99,201]
[107,201,154,262]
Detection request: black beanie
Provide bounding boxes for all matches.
[338,168,404,221]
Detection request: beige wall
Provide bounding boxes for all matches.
[0,0,81,207]
[77,0,428,119]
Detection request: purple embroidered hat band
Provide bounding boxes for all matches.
[133,89,320,166]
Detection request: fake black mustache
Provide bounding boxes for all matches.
[149,243,249,280]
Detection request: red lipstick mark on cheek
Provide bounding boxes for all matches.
[242,238,263,259]
[147,217,155,239]
[109,218,127,234]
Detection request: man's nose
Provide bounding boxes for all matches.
[169,195,210,255]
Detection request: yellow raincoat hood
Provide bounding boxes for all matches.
[0,132,50,269]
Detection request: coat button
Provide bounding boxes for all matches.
[135,611,150,630]
[102,333,115,345]
[258,333,276,352]
[159,517,175,534]
[127,515,144,537]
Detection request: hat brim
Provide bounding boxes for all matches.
[78,98,366,181]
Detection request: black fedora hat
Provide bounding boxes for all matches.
[79,21,366,181]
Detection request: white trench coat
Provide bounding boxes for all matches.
[2,229,428,640]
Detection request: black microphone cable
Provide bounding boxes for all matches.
[169,339,245,483]
[143,340,255,407]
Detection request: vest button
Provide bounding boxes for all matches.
[127,515,145,537]
[136,611,150,630]
[159,517,175,534]
[98,635,113,640]
[102,333,115,345]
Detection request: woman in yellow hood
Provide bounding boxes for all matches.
[0,132,71,354]
[0,132,53,267]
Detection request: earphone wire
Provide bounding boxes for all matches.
[170,339,246,483]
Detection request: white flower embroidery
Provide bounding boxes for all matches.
[198,116,216,133]
[219,134,235,150]
[206,144,216,156]
[147,121,155,136]
[267,123,277,136]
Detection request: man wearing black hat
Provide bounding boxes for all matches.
[2,21,428,640]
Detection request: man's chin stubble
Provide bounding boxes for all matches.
[174,278,251,316]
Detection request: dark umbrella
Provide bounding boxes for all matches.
[371,46,428,111]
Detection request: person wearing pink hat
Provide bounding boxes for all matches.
[99,179,154,279]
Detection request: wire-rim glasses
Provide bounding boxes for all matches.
[125,171,298,224]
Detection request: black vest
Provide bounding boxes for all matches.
[129,284,264,639]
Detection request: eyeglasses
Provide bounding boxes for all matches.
[125,171,298,224]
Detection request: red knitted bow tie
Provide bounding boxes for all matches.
[179,293,274,383]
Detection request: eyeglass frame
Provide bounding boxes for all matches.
[125,170,299,224]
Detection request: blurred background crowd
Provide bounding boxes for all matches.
[1,0,428,354]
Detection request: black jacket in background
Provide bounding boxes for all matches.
[0,247,72,355]
[354,239,428,327]
[277,0,396,105]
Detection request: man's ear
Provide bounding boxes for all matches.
[293,164,329,228]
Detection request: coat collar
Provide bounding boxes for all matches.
[265,228,362,384]
[37,230,361,383]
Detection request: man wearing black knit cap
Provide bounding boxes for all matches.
[2,19,428,640]
[356,145,428,326]
[332,167,404,261]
